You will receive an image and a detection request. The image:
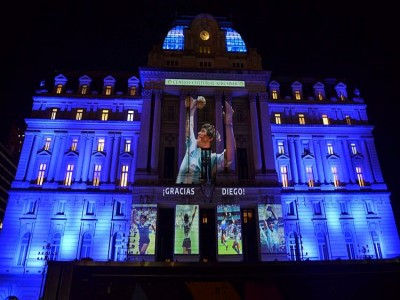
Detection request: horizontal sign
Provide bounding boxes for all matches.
[165,79,245,87]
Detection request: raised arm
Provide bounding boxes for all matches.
[223,101,235,164]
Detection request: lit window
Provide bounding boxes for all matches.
[56,84,63,94]
[71,139,78,151]
[105,85,112,95]
[129,87,136,96]
[127,110,135,121]
[81,85,88,95]
[331,166,340,187]
[351,143,357,155]
[44,137,52,150]
[120,165,129,187]
[298,114,305,125]
[327,143,334,155]
[317,92,324,101]
[306,166,314,187]
[64,164,74,186]
[340,93,345,101]
[93,164,101,187]
[271,90,278,100]
[356,166,365,187]
[278,141,285,154]
[101,110,109,121]
[322,114,329,125]
[280,165,289,188]
[345,115,351,125]
[97,138,105,152]
[124,139,131,152]
[275,113,281,124]
[76,109,83,120]
[37,163,47,185]
[294,90,301,100]
[51,108,58,120]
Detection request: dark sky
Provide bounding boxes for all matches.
[2,0,399,217]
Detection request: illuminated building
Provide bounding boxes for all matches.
[0,13,399,299]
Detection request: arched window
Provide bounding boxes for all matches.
[317,231,329,260]
[80,232,92,259]
[52,232,62,260]
[111,232,124,261]
[17,232,31,266]
[344,231,355,259]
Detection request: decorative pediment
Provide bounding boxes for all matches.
[54,74,68,85]
[79,75,92,85]
[120,152,134,159]
[104,75,116,85]
[327,154,340,160]
[352,153,364,160]
[92,151,106,158]
[37,149,51,156]
[64,151,79,158]
[277,153,290,160]
[302,153,315,160]
[291,81,302,89]
[269,80,280,89]
[128,76,140,86]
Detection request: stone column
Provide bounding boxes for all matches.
[288,137,299,184]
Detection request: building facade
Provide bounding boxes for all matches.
[0,13,399,299]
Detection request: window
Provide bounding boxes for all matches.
[280,165,289,188]
[76,109,83,120]
[64,164,74,186]
[287,201,296,216]
[305,166,314,187]
[86,201,95,215]
[124,139,131,152]
[97,138,105,152]
[356,166,365,187]
[80,232,92,259]
[327,143,334,155]
[339,93,345,101]
[51,233,61,260]
[127,110,135,121]
[317,231,329,260]
[331,166,340,187]
[115,200,125,216]
[277,141,285,154]
[81,85,88,95]
[365,201,375,214]
[120,165,129,187]
[112,232,124,261]
[340,202,349,215]
[274,113,281,124]
[56,201,66,215]
[51,108,58,120]
[317,92,324,101]
[298,114,305,125]
[101,110,109,121]
[17,232,30,266]
[44,137,52,150]
[37,163,47,185]
[313,202,322,215]
[93,164,101,187]
[105,85,112,95]
[71,139,78,151]
[271,90,278,100]
[345,115,351,125]
[26,200,36,214]
[294,90,301,100]
[322,114,329,125]
[56,84,63,94]
[350,143,357,155]
[345,231,356,259]
[129,87,136,96]
[371,231,382,259]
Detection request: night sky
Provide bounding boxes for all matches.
[2,1,399,222]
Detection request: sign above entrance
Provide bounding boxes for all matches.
[165,79,245,87]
